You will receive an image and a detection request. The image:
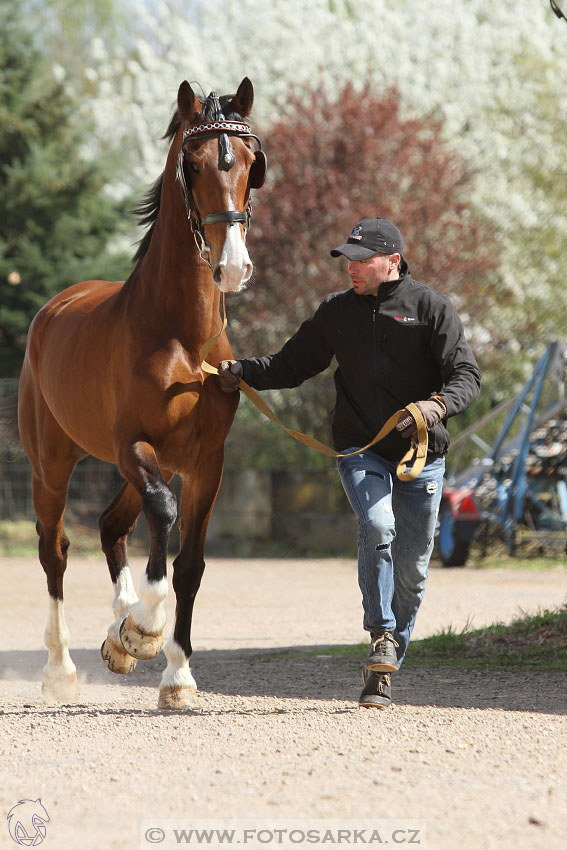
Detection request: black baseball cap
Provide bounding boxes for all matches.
[330,217,404,261]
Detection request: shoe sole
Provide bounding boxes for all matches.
[359,697,391,709]
[365,660,399,673]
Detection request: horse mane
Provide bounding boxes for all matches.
[131,92,245,265]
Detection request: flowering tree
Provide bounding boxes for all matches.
[14,0,567,407]
[74,1,566,361]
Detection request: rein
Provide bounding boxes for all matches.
[199,295,429,482]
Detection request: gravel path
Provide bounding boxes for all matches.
[1,555,566,850]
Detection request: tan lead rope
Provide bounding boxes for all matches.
[200,294,429,481]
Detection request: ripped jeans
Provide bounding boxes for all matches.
[338,450,445,666]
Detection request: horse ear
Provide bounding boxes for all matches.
[231,77,254,118]
[178,81,200,120]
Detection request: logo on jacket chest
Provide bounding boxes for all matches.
[393,316,416,323]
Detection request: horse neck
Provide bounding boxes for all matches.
[124,183,221,350]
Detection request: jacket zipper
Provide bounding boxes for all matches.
[372,299,384,426]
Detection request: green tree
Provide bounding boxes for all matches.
[0,1,132,376]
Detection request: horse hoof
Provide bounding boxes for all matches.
[119,615,163,660]
[42,666,79,704]
[101,638,138,674]
[158,685,200,711]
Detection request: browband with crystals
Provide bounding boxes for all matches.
[182,121,253,139]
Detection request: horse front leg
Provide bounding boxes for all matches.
[99,482,143,674]
[158,454,224,710]
[116,441,177,663]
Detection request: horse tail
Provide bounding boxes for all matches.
[0,394,21,450]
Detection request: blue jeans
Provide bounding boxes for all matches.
[338,450,445,667]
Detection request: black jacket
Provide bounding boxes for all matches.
[239,262,481,461]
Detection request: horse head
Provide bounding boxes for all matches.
[173,77,266,292]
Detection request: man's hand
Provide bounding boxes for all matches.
[396,397,447,440]
[217,359,243,392]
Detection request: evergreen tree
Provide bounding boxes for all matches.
[0,1,132,376]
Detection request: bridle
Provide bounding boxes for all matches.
[175,97,267,268]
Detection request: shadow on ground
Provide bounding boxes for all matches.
[1,645,565,716]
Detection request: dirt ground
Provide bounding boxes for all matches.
[1,554,566,850]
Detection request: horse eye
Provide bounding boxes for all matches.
[189,162,200,174]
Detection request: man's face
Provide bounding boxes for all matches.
[347,252,400,296]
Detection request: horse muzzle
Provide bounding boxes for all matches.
[212,228,253,292]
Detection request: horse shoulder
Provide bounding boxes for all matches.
[142,339,204,391]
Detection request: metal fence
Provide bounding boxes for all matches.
[1,378,125,524]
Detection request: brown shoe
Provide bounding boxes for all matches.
[359,669,392,709]
[365,631,399,672]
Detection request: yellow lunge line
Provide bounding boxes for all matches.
[200,294,428,481]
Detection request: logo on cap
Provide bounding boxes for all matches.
[349,225,363,241]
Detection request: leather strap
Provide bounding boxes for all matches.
[201,210,248,226]
[200,295,429,481]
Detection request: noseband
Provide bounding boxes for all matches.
[176,98,267,267]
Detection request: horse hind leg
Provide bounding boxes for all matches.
[33,473,79,703]
[99,482,142,674]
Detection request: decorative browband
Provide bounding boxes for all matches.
[182,121,253,139]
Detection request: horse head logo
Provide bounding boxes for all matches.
[6,799,50,847]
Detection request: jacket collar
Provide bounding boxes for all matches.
[375,259,411,301]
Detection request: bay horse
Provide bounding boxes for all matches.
[14,78,266,710]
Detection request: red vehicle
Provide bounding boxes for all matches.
[436,341,567,567]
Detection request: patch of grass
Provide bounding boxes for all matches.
[265,607,567,670]
[430,549,567,571]
[462,539,567,571]
[0,520,39,556]
[407,606,567,670]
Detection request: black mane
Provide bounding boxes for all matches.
[131,92,245,265]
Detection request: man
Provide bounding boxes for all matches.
[218,217,481,709]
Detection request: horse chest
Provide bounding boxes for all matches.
[143,341,203,391]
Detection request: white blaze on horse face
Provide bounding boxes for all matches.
[214,220,253,293]
[42,598,79,703]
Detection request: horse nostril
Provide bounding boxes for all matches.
[213,266,223,284]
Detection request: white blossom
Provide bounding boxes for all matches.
[76,0,567,343]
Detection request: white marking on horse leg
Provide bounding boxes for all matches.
[101,566,140,674]
[119,574,168,660]
[107,566,139,643]
[42,598,78,703]
[217,225,252,292]
[157,636,199,710]
[129,573,168,634]
[160,636,197,691]
[113,566,139,618]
